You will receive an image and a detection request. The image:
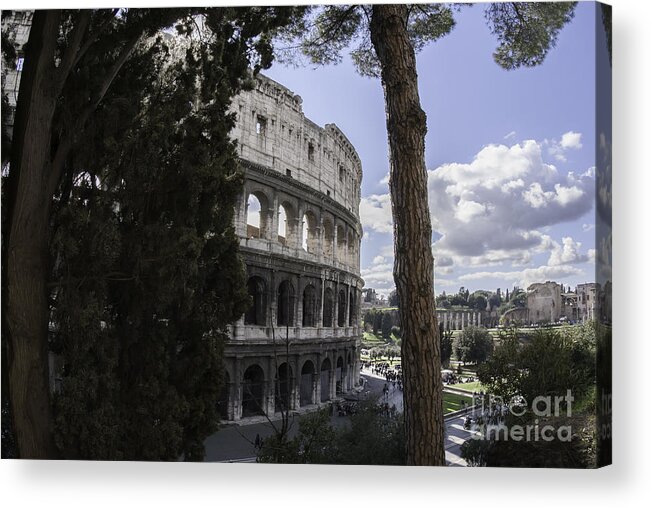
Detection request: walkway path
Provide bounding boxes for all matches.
[204,370,474,465]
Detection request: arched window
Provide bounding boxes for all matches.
[348,291,356,327]
[300,361,315,406]
[337,289,347,327]
[246,192,268,239]
[275,362,293,412]
[323,288,334,327]
[242,365,265,417]
[244,276,267,326]
[336,225,345,262]
[347,231,355,265]
[278,202,294,246]
[277,280,295,327]
[302,284,317,327]
[320,358,332,402]
[302,211,318,253]
[323,219,334,259]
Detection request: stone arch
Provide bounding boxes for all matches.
[242,364,265,417]
[300,360,315,406]
[346,351,353,391]
[322,287,334,327]
[246,191,269,239]
[302,284,317,327]
[337,288,347,327]
[347,230,355,265]
[323,219,334,259]
[277,201,296,246]
[244,276,267,326]
[277,280,295,327]
[348,290,356,327]
[336,356,345,395]
[275,362,293,412]
[320,358,332,402]
[302,210,318,253]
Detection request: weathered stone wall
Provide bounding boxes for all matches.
[221,74,364,422]
[230,74,362,215]
[527,281,562,323]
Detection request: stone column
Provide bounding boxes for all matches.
[269,270,277,328]
[264,377,275,415]
[233,357,243,421]
[226,381,235,421]
[330,354,337,400]
[345,285,351,328]
[296,275,303,329]
[315,353,322,404]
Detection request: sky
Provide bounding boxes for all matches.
[265,2,602,297]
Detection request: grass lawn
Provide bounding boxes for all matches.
[454,381,485,392]
[443,392,472,414]
[362,331,385,345]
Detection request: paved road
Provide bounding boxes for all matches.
[204,371,474,466]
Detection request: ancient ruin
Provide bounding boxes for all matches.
[218,74,364,421]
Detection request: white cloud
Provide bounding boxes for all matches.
[361,247,395,290]
[359,194,393,233]
[547,236,590,266]
[503,131,516,140]
[459,264,584,289]
[560,131,583,150]
[547,131,583,161]
[428,139,594,267]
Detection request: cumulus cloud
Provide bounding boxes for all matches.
[428,139,594,267]
[547,236,591,266]
[459,264,584,289]
[359,193,393,233]
[548,131,583,161]
[560,131,583,150]
[361,246,395,289]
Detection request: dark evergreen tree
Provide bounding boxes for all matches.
[456,327,494,365]
[381,312,394,340]
[2,7,304,459]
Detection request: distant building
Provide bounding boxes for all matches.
[527,282,562,324]
[362,288,379,305]
[576,283,599,322]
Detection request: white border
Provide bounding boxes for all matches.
[2,1,650,506]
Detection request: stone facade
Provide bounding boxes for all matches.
[527,282,562,324]
[576,283,599,323]
[219,74,363,421]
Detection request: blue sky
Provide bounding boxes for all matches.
[266,2,602,296]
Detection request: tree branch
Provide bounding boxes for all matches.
[54,10,91,96]
[47,35,141,198]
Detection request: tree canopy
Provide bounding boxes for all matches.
[1,6,305,459]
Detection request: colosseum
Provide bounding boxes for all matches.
[217,74,364,422]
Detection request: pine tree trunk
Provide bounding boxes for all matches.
[370,4,445,466]
[5,11,59,459]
